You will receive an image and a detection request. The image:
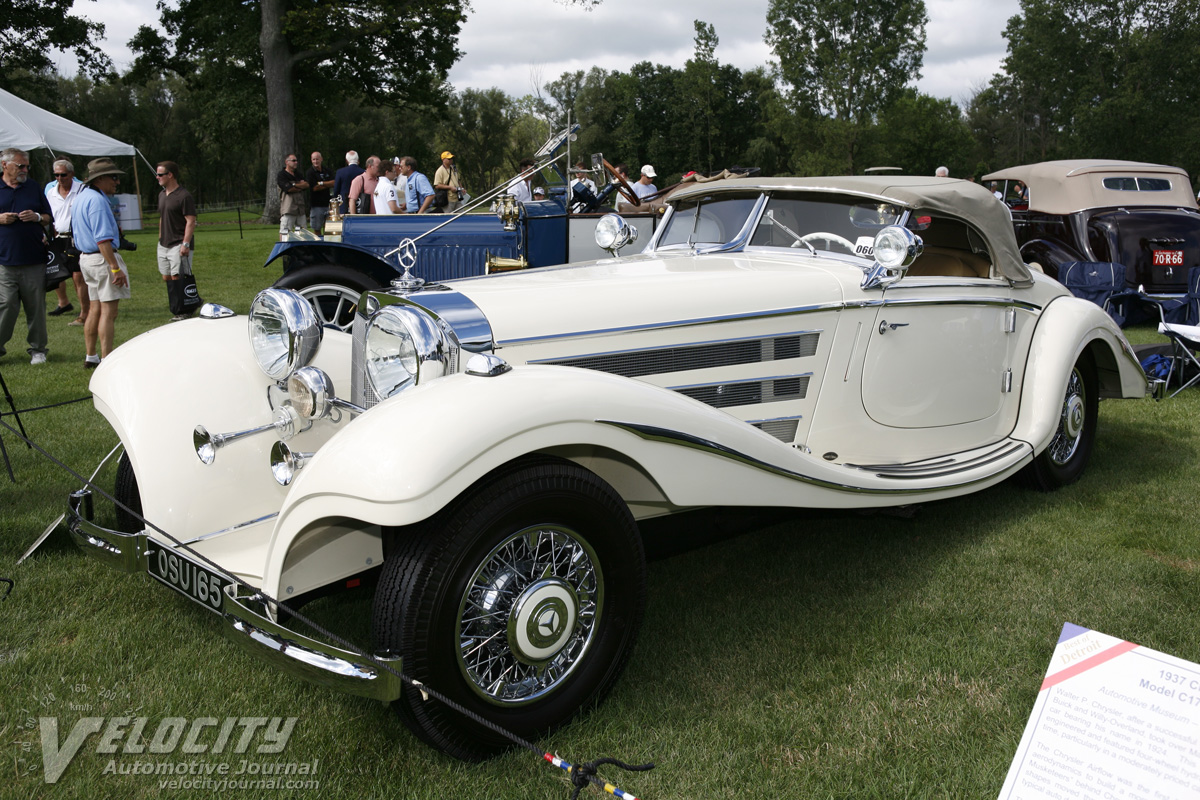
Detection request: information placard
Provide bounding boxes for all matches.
[999,623,1200,799]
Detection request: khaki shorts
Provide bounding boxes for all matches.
[157,242,192,278]
[80,251,132,302]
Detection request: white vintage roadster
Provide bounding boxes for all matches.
[66,176,1152,760]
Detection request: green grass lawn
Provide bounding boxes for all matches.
[1,233,1198,798]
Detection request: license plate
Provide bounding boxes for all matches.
[1153,250,1184,267]
[145,543,229,613]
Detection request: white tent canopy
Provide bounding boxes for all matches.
[0,87,135,155]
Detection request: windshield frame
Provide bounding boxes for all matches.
[650,191,767,254]
[648,188,914,265]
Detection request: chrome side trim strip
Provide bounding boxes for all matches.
[504,295,1040,349]
[667,371,813,392]
[598,420,1030,495]
[500,302,848,347]
[745,414,804,425]
[179,512,280,546]
[525,328,825,365]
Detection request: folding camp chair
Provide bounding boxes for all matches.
[1187,266,1200,326]
[1158,322,1200,398]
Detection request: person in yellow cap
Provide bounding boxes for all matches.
[433,151,463,214]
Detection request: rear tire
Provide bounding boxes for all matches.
[1019,353,1098,491]
[372,457,646,760]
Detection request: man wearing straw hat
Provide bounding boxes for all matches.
[71,157,131,368]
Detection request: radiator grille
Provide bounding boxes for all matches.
[544,333,819,378]
[676,375,809,409]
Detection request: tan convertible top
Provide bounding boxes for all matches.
[668,175,1032,285]
[982,160,1197,215]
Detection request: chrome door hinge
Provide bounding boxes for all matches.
[1001,368,1013,393]
[1005,307,1016,333]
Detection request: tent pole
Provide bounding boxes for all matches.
[133,155,143,222]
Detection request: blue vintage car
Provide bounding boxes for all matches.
[267,128,675,329]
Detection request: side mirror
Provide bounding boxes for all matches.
[861,226,923,290]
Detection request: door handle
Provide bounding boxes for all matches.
[878,320,909,335]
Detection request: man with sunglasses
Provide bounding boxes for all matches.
[45,159,89,326]
[155,161,198,321]
[0,147,53,365]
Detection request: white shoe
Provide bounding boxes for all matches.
[30,352,47,365]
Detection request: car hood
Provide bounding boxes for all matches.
[440,252,850,348]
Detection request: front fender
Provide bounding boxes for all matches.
[89,316,353,565]
[266,241,401,287]
[1012,295,1148,454]
[259,363,1031,598]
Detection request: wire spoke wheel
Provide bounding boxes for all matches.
[1048,367,1086,466]
[373,457,646,760]
[458,525,601,705]
[1018,354,1098,492]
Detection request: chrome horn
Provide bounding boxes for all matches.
[269,440,313,486]
[194,407,303,465]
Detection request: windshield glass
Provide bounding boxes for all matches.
[657,192,761,248]
[749,194,904,259]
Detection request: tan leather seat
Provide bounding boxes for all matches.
[906,246,991,278]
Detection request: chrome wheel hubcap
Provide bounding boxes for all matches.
[457,525,601,705]
[1049,368,1086,466]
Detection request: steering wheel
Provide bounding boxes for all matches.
[799,231,855,252]
[602,158,640,207]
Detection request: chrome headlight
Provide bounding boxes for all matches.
[248,288,322,381]
[594,213,638,253]
[872,226,923,270]
[365,304,455,399]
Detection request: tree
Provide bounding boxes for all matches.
[684,21,720,174]
[870,90,972,177]
[133,0,467,221]
[992,0,1200,174]
[0,0,112,93]
[765,0,927,172]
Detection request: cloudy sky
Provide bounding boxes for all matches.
[62,0,1022,107]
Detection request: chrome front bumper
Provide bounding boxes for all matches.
[65,488,404,702]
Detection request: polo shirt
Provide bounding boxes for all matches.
[0,179,52,265]
[45,177,84,233]
[405,171,434,213]
[70,186,119,254]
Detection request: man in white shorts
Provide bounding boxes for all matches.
[70,158,131,367]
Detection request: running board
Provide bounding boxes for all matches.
[843,440,1032,480]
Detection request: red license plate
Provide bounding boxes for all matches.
[1153,250,1184,266]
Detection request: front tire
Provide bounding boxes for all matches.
[273,265,380,332]
[1019,353,1098,491]
[113,452,143,533]
[372,457,646,760]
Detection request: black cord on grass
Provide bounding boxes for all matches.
[0,577,12,600]
[0,394,92,417]
[2,415,653,799]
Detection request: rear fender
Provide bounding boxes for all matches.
[1012,295,1147,454]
